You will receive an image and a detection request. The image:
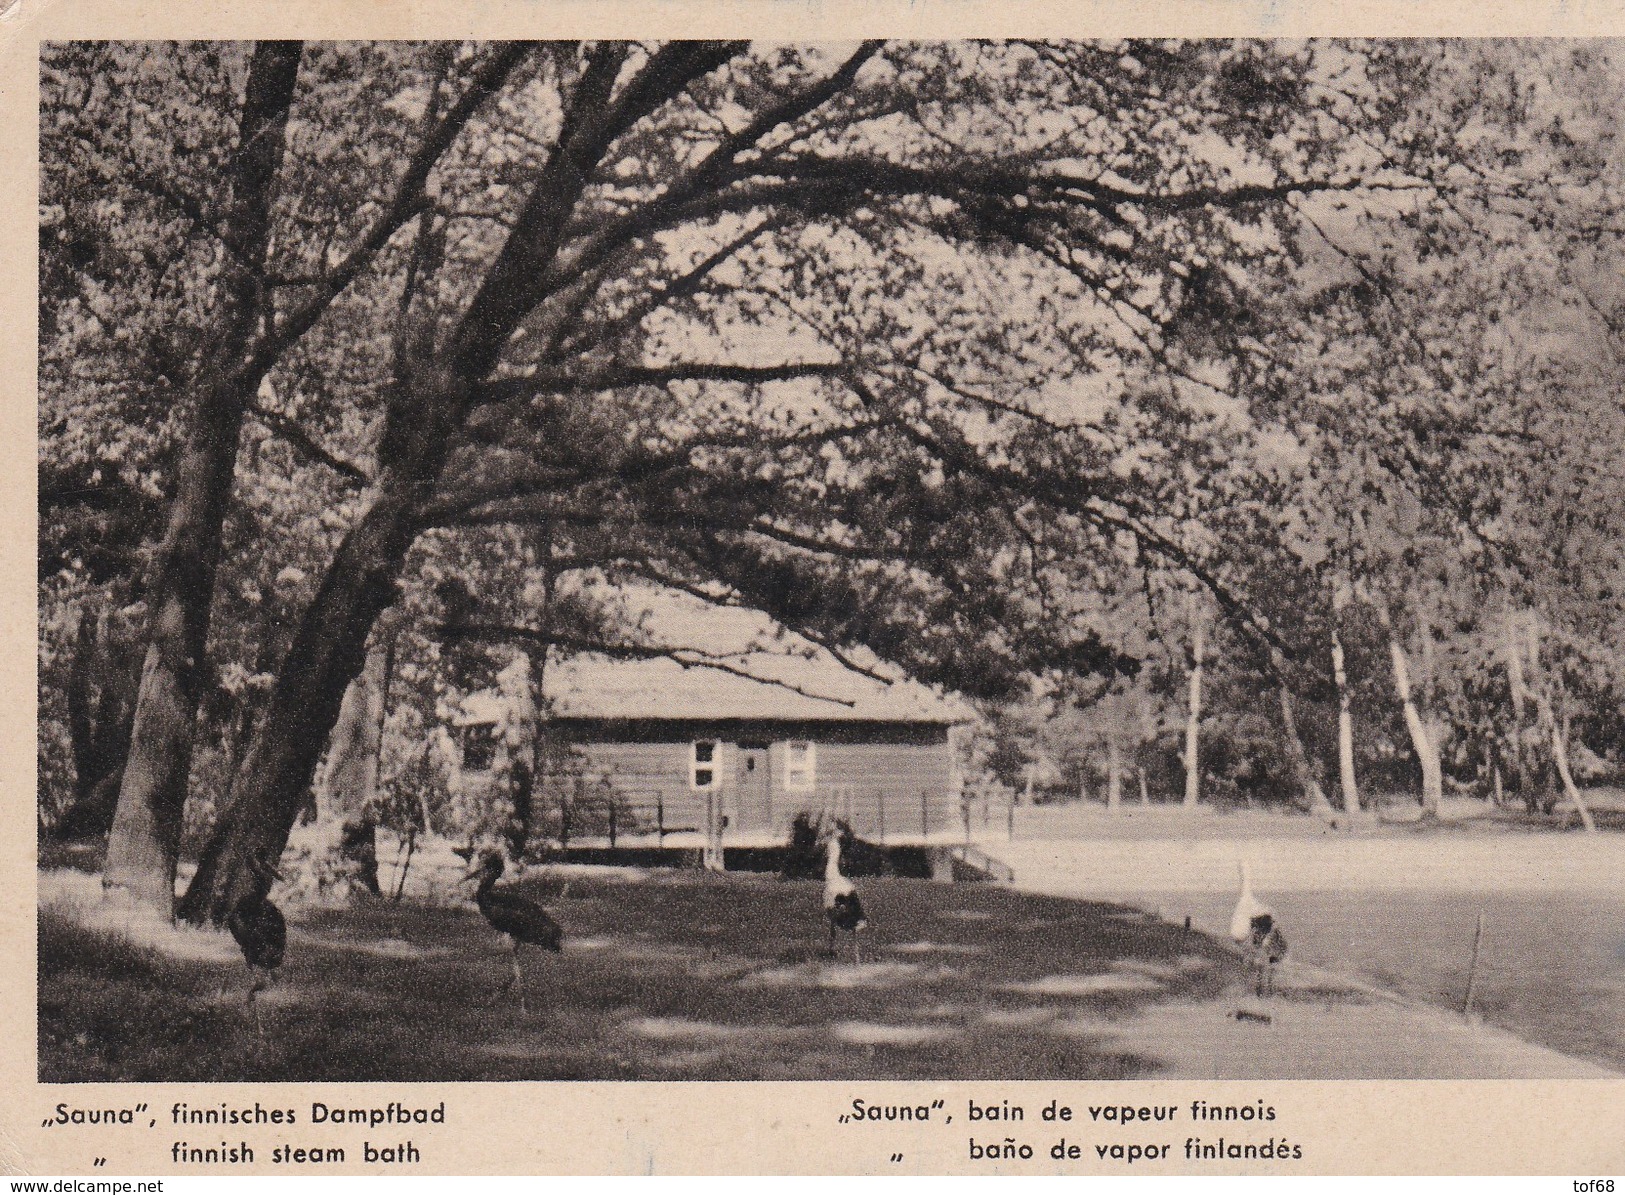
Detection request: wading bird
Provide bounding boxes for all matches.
[463,850,562,1012]
[823,827,870,964]
[227,849,286,1034]
[1230,861,1287,997]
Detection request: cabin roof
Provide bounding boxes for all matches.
[457,587,973,726]
[542,653,969,724]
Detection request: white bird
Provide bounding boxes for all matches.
[823,828,870,964]
[1230,861,1287,997]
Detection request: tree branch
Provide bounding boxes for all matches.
[479,359,845,403]
[436,622,860,707]
[246,43,538,380]
[555,212,789,360]
[245,401,372,486]
[751,153,1427,216]
[840,371,1293,659]
[423,410,875,523]
[451,42,747,383]
[546,42,883,294]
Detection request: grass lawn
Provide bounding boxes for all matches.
[43,851,1622,1082]
[40,868,1260,1082]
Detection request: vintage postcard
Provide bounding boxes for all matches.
[5,0,1625,1178]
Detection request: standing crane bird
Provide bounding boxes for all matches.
[823,826,870,964]
[462,850,562,1012]
[1230,861,1287,997]
[227,849,286,1035]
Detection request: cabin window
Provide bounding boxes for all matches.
[460,723,497,773]
[783,740,816,792]
[690,740,719,790]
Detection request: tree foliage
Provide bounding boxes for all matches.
[37,39,1625,917]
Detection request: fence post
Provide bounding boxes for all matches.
[564,777,582,851]
[703,788,724,871]
[657,795,666,845]
[877,789,886,844]
[608,799,618,848]
[921,789,930,840]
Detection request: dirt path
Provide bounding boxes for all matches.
[1064,975,1617,1080]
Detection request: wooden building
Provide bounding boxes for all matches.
[449,611,971,848]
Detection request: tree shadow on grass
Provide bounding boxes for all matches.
[39,909,258,1082]
[40,870,1243,1081]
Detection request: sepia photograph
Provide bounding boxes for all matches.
[16,23,1625,1172]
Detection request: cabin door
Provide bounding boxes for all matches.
[732,742,772,835]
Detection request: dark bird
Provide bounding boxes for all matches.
[823,828,870,964]
[462,850,562,1012]
[227,849,286,1034]
[1230,861,1288,997]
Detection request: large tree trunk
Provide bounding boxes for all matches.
[1279,685,1332,813]
[180,357,469,926]
[1524,620,1596,833]
[521,524,555,856]
[102,387,255,908]
[1546,704,1595,833]
[1386,633,1443,818]
[178,485,427,924]
[1182,620,1204,809]
[1331,628,1362,813]
[1419,626,1451,812]
[178,43,718,922]
[1502,608,1539,812]
[1105,736,1122,811]
[101,43,304,916]
[65,613,101,806]
[1329,584,1361,814]
[54,607,142,841]
[290,640,393,901]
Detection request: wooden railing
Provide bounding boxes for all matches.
[949,843,1016,883]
